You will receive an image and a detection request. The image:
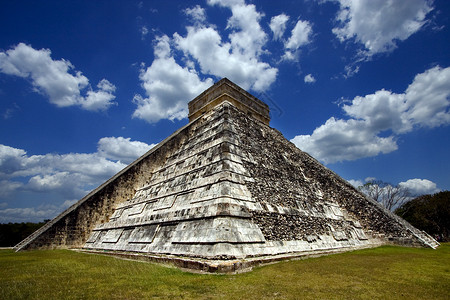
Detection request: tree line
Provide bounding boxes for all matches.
[358,180,449,242]
[0,221,48,247]
[395,191,449,242]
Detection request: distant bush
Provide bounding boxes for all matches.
[0,221,47,247]
[395,191,450,242]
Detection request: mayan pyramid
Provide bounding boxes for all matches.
[15,78,438,272]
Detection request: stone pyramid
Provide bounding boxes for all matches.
[15,78,438,272]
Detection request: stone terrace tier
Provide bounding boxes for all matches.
[188,78,270,125]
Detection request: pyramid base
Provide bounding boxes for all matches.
[78,239,390,273]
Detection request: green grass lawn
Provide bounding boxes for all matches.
[1,244,449,299]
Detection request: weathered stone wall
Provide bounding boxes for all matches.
[82,103,266,259]
[16,122,193,250]
[231,105,424,246]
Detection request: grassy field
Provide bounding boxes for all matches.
[0,244,449,299]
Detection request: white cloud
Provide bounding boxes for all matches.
[27,172,68,191]
[0,136,155,203]
[210,0,268,58]
[132,36,214,123]
[134,1,281,123]
[332,0,434,57]
[284,20,312,51]
[291,66,450,163]
[342,66,450,133]
[269,14,290,41]
[404,65,450,128]
[292,117,398,164]
[175,0,277,92]
[32,153,123,180]
[97,136,156,164]
[342,89,410,133]
[83,79,116,111]
[184,5,207,24]
[304,74,316,83]
[26,172,86,198]
[208,0,243,5]
[174,25,277,92]
[141,25,149,39]
[0,200,77,223]
[283,20,313,61]
[399,178,441,196]
[0,144,29,178]
[0,150,124,200]
[0,207,56,223]
[0,180,23,197]
[0,43,116,111]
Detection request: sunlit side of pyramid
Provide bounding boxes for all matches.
[15,78,438,272]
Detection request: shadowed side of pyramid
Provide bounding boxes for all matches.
[14,78,439,272]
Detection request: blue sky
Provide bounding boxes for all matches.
[0,0,449,222]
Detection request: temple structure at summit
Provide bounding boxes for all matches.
[15,78,439,272]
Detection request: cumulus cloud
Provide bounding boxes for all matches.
[0,147,123,200]
[0,136,154,203]
[291,65,450,163]
[0,144,28,178]
[26,172,85,198]
[174,26,276,92]
[175,1,277,91]
[304,74,316,83]
[332,0,434,57]
[228,3,273,53]
[0,43,116,111]
[292,117,398,164]
[283,20,313,61]
[209,0,267,58]
[0,200,77,223]
[83,79,117,111]
[399,178,441,196]
[132,36,214,123]
[184,5,207,24]
[133,1,283,123]
[0,180,23,197]
[269,14,290,41]
[342,66,450,133]
[342,89,410,133]
[404,65,450,128]
[98,136,156,164]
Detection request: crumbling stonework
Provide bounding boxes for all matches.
[15,122,191,251]
[231,105,421,244]
[15,78,438,272]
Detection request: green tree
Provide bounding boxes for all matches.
[0,221,46,247]
[395,191,450,242]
